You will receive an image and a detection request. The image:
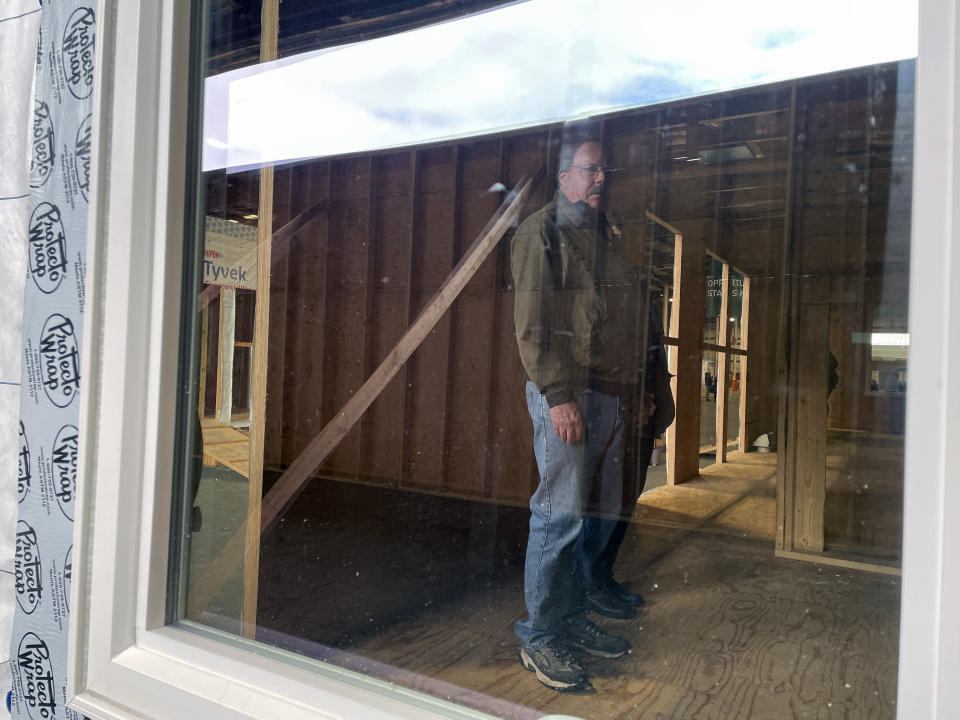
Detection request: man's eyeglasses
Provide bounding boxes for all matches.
[570,164,622,176]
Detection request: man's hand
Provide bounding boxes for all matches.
[550,400,584,444]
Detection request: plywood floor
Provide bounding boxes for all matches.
[188,453,900,720]
[637,451,778,542]
[200,417,249,477]
[341,527,900,720]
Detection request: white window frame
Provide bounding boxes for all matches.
[67,0,960,718]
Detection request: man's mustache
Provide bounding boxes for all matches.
[588,185,605,195]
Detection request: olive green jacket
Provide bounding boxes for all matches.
[512,193,674,433]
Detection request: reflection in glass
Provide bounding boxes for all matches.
[172,3,915,718]
[201,0,917,172]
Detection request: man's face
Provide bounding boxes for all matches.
[559,141,606,210]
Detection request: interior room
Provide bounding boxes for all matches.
[182,43,912,718]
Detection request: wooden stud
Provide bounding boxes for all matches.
[439,146,464,488]
[214,292,225,419]
[198,302,209,418]
[285,165,323,464]
[664,227,683,484]
[662,285,673,341]
[215,288,236,424]
[793,303,828,552]
[709,107,728,462]
[482,139,509,499]
[358,156,381,478]
[716,262,730,463]
[242,191,269,635]
[850,74,875,431]
[399,151,421,488]
[279,166,309,463]
[738,276,751,452]
[776,84,800,552]
[317,162,336,437]
[675,223,710,485]
[643,209,683,483]
[241,0,279,640]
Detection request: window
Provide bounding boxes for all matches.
[68,2,959,719]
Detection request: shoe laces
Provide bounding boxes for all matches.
[575,618,607,640]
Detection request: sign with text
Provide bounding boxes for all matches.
[203,216,258,291]
[705,256,743,319]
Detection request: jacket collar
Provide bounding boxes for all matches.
[555,191,604,229]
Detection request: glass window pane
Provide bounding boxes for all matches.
[171,2,916,716]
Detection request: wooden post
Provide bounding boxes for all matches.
[216,288,236,424]
[358,156,381,479]
[738,276,751,452]
[793,304,828,551]
[665,230,682,485]
[643,211,690,485]
[715,262,730,462]
[241,0,279,641]
[440,146,464,487]
[482,139,509,498]
[851,74,875,431]
[198,303,209,418]
[670,225,707,484]
[399,151,421,487]
[317,163,337,456]
[776,84,800,552]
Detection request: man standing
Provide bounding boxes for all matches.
[512,136,672,692]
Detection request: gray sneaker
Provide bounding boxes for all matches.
[563,616,630,658]
[520,641,593,692]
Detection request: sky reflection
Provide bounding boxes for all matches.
[203,0,918,171]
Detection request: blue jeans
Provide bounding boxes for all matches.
[515,382,625,650]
